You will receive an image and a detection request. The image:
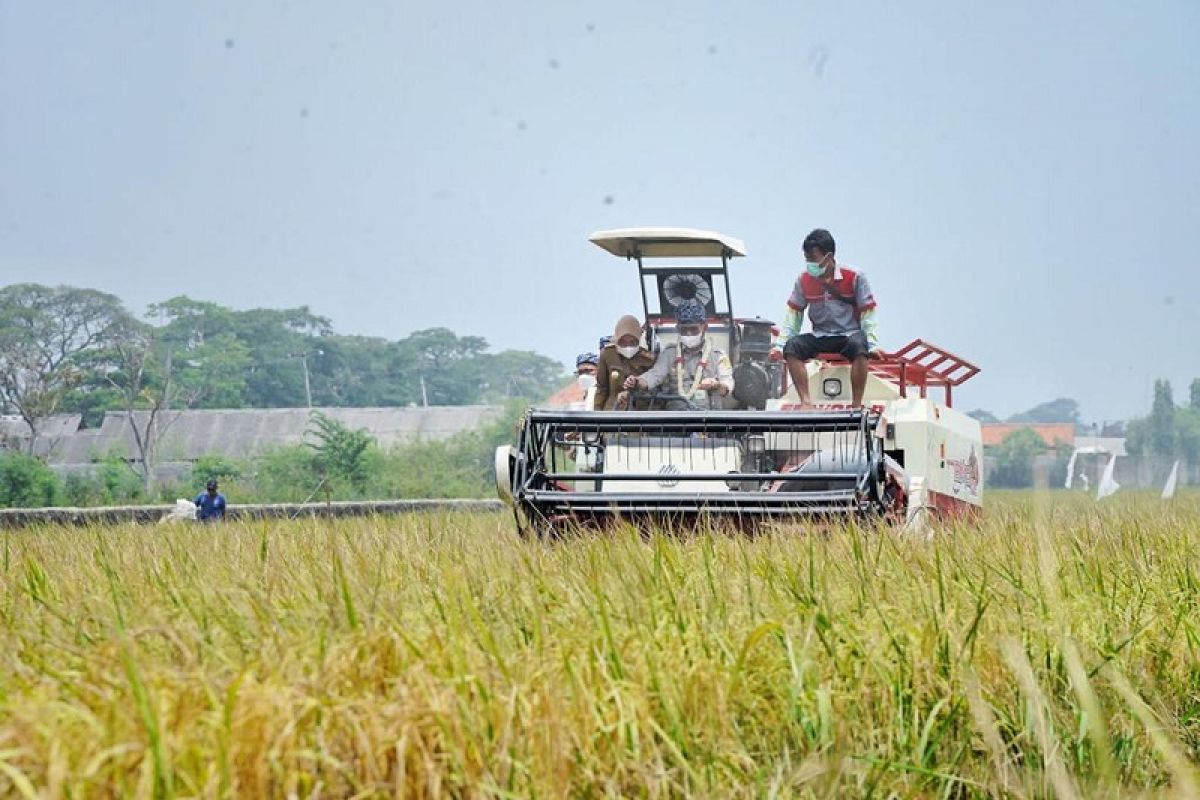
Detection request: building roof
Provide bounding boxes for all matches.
[980,423,1076,449]
[1,414,84,457]
[44,406,503,465]
[543,381,587,408]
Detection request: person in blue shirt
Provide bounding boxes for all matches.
[194,478,227,522]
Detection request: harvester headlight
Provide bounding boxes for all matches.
[822,378,843,398]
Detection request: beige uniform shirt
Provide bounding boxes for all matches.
[640,341,735,410]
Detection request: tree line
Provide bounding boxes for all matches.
[1124,379,1200,465]
[967,397,1083,425]
[0,283,566,456]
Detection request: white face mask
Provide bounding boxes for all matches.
[616,345,639,359]
[680,334,703,349]
[576,374,596,391]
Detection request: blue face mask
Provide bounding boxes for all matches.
[805,261,825,277]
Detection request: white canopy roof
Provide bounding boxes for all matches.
[589,227,747,259]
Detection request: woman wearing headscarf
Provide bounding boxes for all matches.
[594,314,655,410]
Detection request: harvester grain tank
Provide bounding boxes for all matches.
[495,228,982,535]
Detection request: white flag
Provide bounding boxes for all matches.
[1097,454,1120,500]
[1161,460,1179,501]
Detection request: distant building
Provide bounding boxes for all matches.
[1,414,85,457]
[544,381,587,408]
[980,423,1076,450]
[980,423,1075,490]
[542,381,592,407]
[980,422,1141,490]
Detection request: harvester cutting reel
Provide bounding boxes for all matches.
[495,407,905,537]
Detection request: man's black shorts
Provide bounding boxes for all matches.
[783,332,870,361]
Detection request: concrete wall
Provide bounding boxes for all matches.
[0,499,505,528]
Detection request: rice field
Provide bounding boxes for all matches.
[1,491,1198,798]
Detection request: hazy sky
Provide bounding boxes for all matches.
[2,1,1197,421]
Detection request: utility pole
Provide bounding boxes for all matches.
[301,354,312,408]
[420,375,429,407]
[289,351,319,408]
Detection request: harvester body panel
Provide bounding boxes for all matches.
[602,437,741,493]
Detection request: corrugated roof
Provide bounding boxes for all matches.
[45,406,504,465]
[0,414,84,457]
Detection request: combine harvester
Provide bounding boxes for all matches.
[496,228,982,536]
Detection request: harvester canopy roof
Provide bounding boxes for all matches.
[589,227,747,259]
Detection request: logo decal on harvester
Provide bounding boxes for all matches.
[657,464,681,488]
[948,447,980,496]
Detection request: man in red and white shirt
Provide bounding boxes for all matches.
[771,228,881,407]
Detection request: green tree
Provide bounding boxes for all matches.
[252,445,321,503]
[3,284,572,419]
[373,401,526,498]
[147,297,329,408]
[1148,379,1176,458]
[966,409,999,423]
[1178,408,1200,467]
[232,307,331,407]
[1007,398,1080,425]
[95,312,250,489]
[0,451,59,507]
[306,412,374,494]
[190,454,243,486]
[0,284,128,451]
[311,335,405,407]
[148,296,237,338]
[187,454,246,502]
[1124,418,1147,457]
[477,350,567,402]
[989,428,1045,488]
[1047,439,1074,489]
[392,328,489,405]
[1190,378,1200,412]
[95,451,148,505]
[57,382,123,429]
